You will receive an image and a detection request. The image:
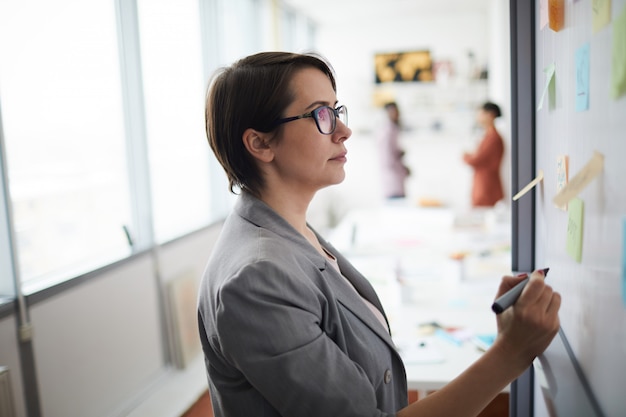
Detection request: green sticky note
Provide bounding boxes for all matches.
[612,5,626,99]
[538,63,556,111]
[566,198,584,263]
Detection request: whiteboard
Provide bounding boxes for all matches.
[533,0,626,416]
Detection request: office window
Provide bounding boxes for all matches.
[281,8,297,52]
[278,7,315,53]
[137,0,213,243]
[0,143,15,299]
[220,0,261,64]
[0,0,132,289]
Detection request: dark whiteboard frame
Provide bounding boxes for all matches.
[509,0,536,416]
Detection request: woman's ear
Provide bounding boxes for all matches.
[242,128,274,163]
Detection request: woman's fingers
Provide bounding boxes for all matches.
[516,269,549,307]
[546,291,562,315]
[495,273,529,298]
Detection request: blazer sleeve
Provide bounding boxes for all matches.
[463,129,504,170]
[214,259,396,417]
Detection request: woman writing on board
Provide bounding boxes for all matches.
[197,51,561,417]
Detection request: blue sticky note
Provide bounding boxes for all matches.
[622,217,626,306]
[576,43,590,111]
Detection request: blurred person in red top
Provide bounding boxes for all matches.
[463,102,504,207]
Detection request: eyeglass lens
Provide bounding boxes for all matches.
[314,106,347,134]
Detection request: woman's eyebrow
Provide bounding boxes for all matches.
[303,99,339,111]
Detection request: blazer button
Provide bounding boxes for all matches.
[384,369,392,384]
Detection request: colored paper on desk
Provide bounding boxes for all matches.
[566,198,584,263]
[472,334,496,352]
[575,44,590,111]
[513,170,544,201]
[556,156,569,210]
[592,0,611,33]
[612,5,626,99]
[538,63,556,111]
[553,151,604,207]
[540,0,549,29]
[435,327,473,346]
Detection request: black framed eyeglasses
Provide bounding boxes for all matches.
[273,105,348,135]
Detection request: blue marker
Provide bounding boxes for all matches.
[491,268,550,314]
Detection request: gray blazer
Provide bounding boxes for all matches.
[198,192,407,417]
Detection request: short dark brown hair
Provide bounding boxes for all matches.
[205,51,336,197]
[482,101,502,118]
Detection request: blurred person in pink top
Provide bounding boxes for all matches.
[377,102,411,199]
[463,102,505,207]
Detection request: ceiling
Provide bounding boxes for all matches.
[281,0,491,26]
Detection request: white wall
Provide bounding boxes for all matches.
[0,224,222,417]
[29,255,163,417]
[306,5,512,232]
[0,315,26,417]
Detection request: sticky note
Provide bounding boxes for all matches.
[575,44,590,111]
[622,217,626,306]
[540,0,549,29]
[612,5,626,99]
[513,170,544,201]
[556,155,569,210]
[592,0,611,33]
[566,198,584,263]
[553,151,604,207]
[538,63,556,111]
[549,0,565,31]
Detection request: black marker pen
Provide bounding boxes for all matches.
[491,268,550,314]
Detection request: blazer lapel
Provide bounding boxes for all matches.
[235,193,398,353]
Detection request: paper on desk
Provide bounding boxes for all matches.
[397,337,445,364]
[552,151,604,207]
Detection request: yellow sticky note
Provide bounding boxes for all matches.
[593,0,611,33]
[612,5,626,99]
[556,155,569,210]
[537,63,556,111]
[566,198,584,263]
[553,151,604,207]
[513,170,544,201]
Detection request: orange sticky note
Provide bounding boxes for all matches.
[549,0,565,32]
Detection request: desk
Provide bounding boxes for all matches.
[326,203,512,397]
